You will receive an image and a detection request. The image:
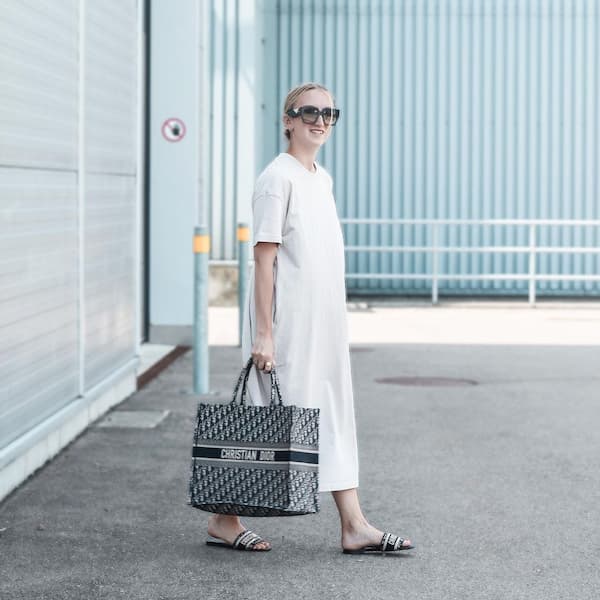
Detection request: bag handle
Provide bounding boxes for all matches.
[231,356,283,407]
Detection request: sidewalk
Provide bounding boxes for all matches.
[1,302,599,599]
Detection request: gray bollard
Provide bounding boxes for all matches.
[237,223,250,347]
[193,226,210,394]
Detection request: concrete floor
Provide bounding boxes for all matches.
[0,301,599,599]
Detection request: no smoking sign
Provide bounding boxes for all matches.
[161,117,186,142]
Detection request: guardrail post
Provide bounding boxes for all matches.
[237,222,250,347]
[193,226,210,394]
[528,224,536,307]
[432,223,439,305]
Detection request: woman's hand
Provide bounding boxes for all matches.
[251,334,275,373]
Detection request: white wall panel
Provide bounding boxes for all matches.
[84,175,136,388]
[84,0,138,388]
[85,0,137,174]
[0,168,79,448]
[0,0,141,450]
[0,0,79,169]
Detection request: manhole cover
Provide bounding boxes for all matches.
[375,377,478,387]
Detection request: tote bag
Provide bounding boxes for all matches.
[188,357,320,516]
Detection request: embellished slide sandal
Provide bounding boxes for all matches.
[343,532,414,555]
[206,529,272,552]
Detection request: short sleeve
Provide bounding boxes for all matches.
[252,193,284,246]
[251,168,291,246]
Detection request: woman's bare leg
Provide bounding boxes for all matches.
[207,514,271,550]
[331,488,412,551]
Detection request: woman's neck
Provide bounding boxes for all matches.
[285,146,318,173]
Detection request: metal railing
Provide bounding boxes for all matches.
[340,219,600,305]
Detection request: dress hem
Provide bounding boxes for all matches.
[318,480,359,493]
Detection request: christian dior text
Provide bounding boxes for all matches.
[220,448,276,461]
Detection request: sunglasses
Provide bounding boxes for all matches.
[286,105,341,126]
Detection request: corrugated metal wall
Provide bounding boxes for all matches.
[263,0,600,296]
[209,0,600,296]
[84,0,138,387]
[204,0,258,261]
[0,0,140,451]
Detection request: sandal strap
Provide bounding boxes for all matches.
[233,530,254,548]
[379,532,406,552]
[233,530,263,549]
[380,532,391,554]
[244,533,264,548]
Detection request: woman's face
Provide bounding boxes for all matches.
[284,88,336,149]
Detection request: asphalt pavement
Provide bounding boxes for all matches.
[1,303,599,599]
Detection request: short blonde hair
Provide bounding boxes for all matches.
[283,82,336,140]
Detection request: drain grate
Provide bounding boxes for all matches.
[375,376,478,387]
[95,410,170,429]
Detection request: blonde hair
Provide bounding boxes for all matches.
[283,82,336,140]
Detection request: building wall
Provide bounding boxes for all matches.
[0,1,141,461]
[84,0,139,385]
[148,0,202,334]
[204,0,259,262]
[210,0,600,297]
[147,0,259,341]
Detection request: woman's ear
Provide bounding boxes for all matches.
[282,115,293,135]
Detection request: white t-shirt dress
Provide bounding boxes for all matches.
[241,152,359,493]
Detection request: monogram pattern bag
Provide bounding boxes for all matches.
[187,357,320,516]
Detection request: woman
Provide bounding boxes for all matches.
[207,82,414,554]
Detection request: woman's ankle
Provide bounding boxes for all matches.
[209,514,241,526]
[341,515,370,533]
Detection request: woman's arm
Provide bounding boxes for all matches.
[252,241,279,371]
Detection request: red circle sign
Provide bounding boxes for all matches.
[161,118,186,142]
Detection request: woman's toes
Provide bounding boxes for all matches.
[254,540,271,550]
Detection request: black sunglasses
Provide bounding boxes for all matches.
[286,105,341,126]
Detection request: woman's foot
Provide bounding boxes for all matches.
[207,514,271,550]
[341,517,412,552]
